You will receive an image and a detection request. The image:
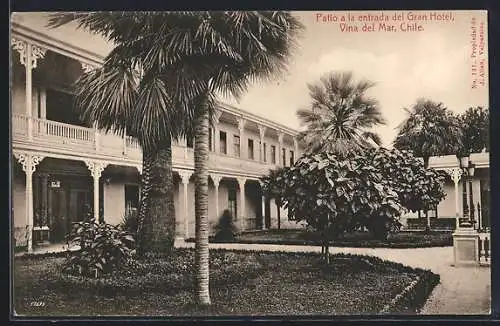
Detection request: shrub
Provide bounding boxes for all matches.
[62,219,136,277]
[120,209,139,238]
[213,210,238,242]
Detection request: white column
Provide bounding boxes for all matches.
[258,126,266,163]
[237,177,246,230]
[211,174,221,219]
[179,170,192,239]
[182,137,188,159]
[446,168,463,230]
[123,127,128,155]
[293,138,299,163]
[84,161,108,222]
[12,39,46,141]
[214,110,222,155]
[14,152,45,252]
[278,133,284,166]
[237,117,246,158]
[261,196,266,230]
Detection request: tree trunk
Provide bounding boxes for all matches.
[137,144,176,256]
[194,105,211,305]
[136,151,153,257]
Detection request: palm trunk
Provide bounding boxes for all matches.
[137,151,153,256]
[137,144,176,256]
[194,105,211,305]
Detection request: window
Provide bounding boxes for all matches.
[270,145,276,164]
[289,150,295,166]
[263,143,267,163]
[282,148,287,167]
[233,135,241,157]
[125,185,139,215]
[220,131,227,154]
[248,139,254,160]
[228,188,237,220]
[208,128,213,151]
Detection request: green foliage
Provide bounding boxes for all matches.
[62,219,136,277]
[261,148,447,241]
[394,98,463,166]
[297,71,386,155]
[458,106,489,154]
[262,151,403,240]
[367,148,447,213]
[120,209,138,238]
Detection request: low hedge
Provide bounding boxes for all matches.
[187,230,453,248]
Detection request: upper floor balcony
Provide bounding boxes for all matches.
[12,113,285,178]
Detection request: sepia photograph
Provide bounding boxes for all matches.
[10,10,490,317]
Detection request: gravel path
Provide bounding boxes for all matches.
[175,241,491,315]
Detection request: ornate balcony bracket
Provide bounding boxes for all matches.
[445,167,463,184]
[84,160,109,179]
[11,38,47,69]
[13,151,45,174]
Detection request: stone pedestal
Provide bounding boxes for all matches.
[453,228,479,266]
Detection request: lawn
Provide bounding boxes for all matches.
[13,249,438,316]
[202,229,453,248]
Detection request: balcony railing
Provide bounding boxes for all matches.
[12,114,281,175]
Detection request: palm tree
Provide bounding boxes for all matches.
[297,71,386,156]
[394,98,463,230]
[394,98,463,168]
[49,11,303,305]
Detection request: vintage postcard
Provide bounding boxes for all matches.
[10,10,490,318]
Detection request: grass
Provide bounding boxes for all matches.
[13,249,439,316]
[197,229,453,248]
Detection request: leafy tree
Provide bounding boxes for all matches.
[394,98,463,168]
[297,71,386,156]
[263,151,404,263]
[459,106,489,154]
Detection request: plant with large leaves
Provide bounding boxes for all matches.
[267,151,404,263]
[297,71,386,156]
[49,11,303,305]
[366,148,447,229]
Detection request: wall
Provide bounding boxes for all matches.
[12,172,27,246]
[103,181,125,226]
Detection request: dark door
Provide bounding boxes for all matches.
[49,187,68,243]
[265,198,271,229]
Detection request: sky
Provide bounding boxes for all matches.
[224,10,489,147]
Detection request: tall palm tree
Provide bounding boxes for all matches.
[49,11,303,305]
[297,71,386,156]
[394,98,463,168]
[394,98,463,230]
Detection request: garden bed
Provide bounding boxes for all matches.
[188,229,453,248]
[13,248,439,316]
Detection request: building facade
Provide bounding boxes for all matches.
[402,152,490,230]
[11,13,304,252]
